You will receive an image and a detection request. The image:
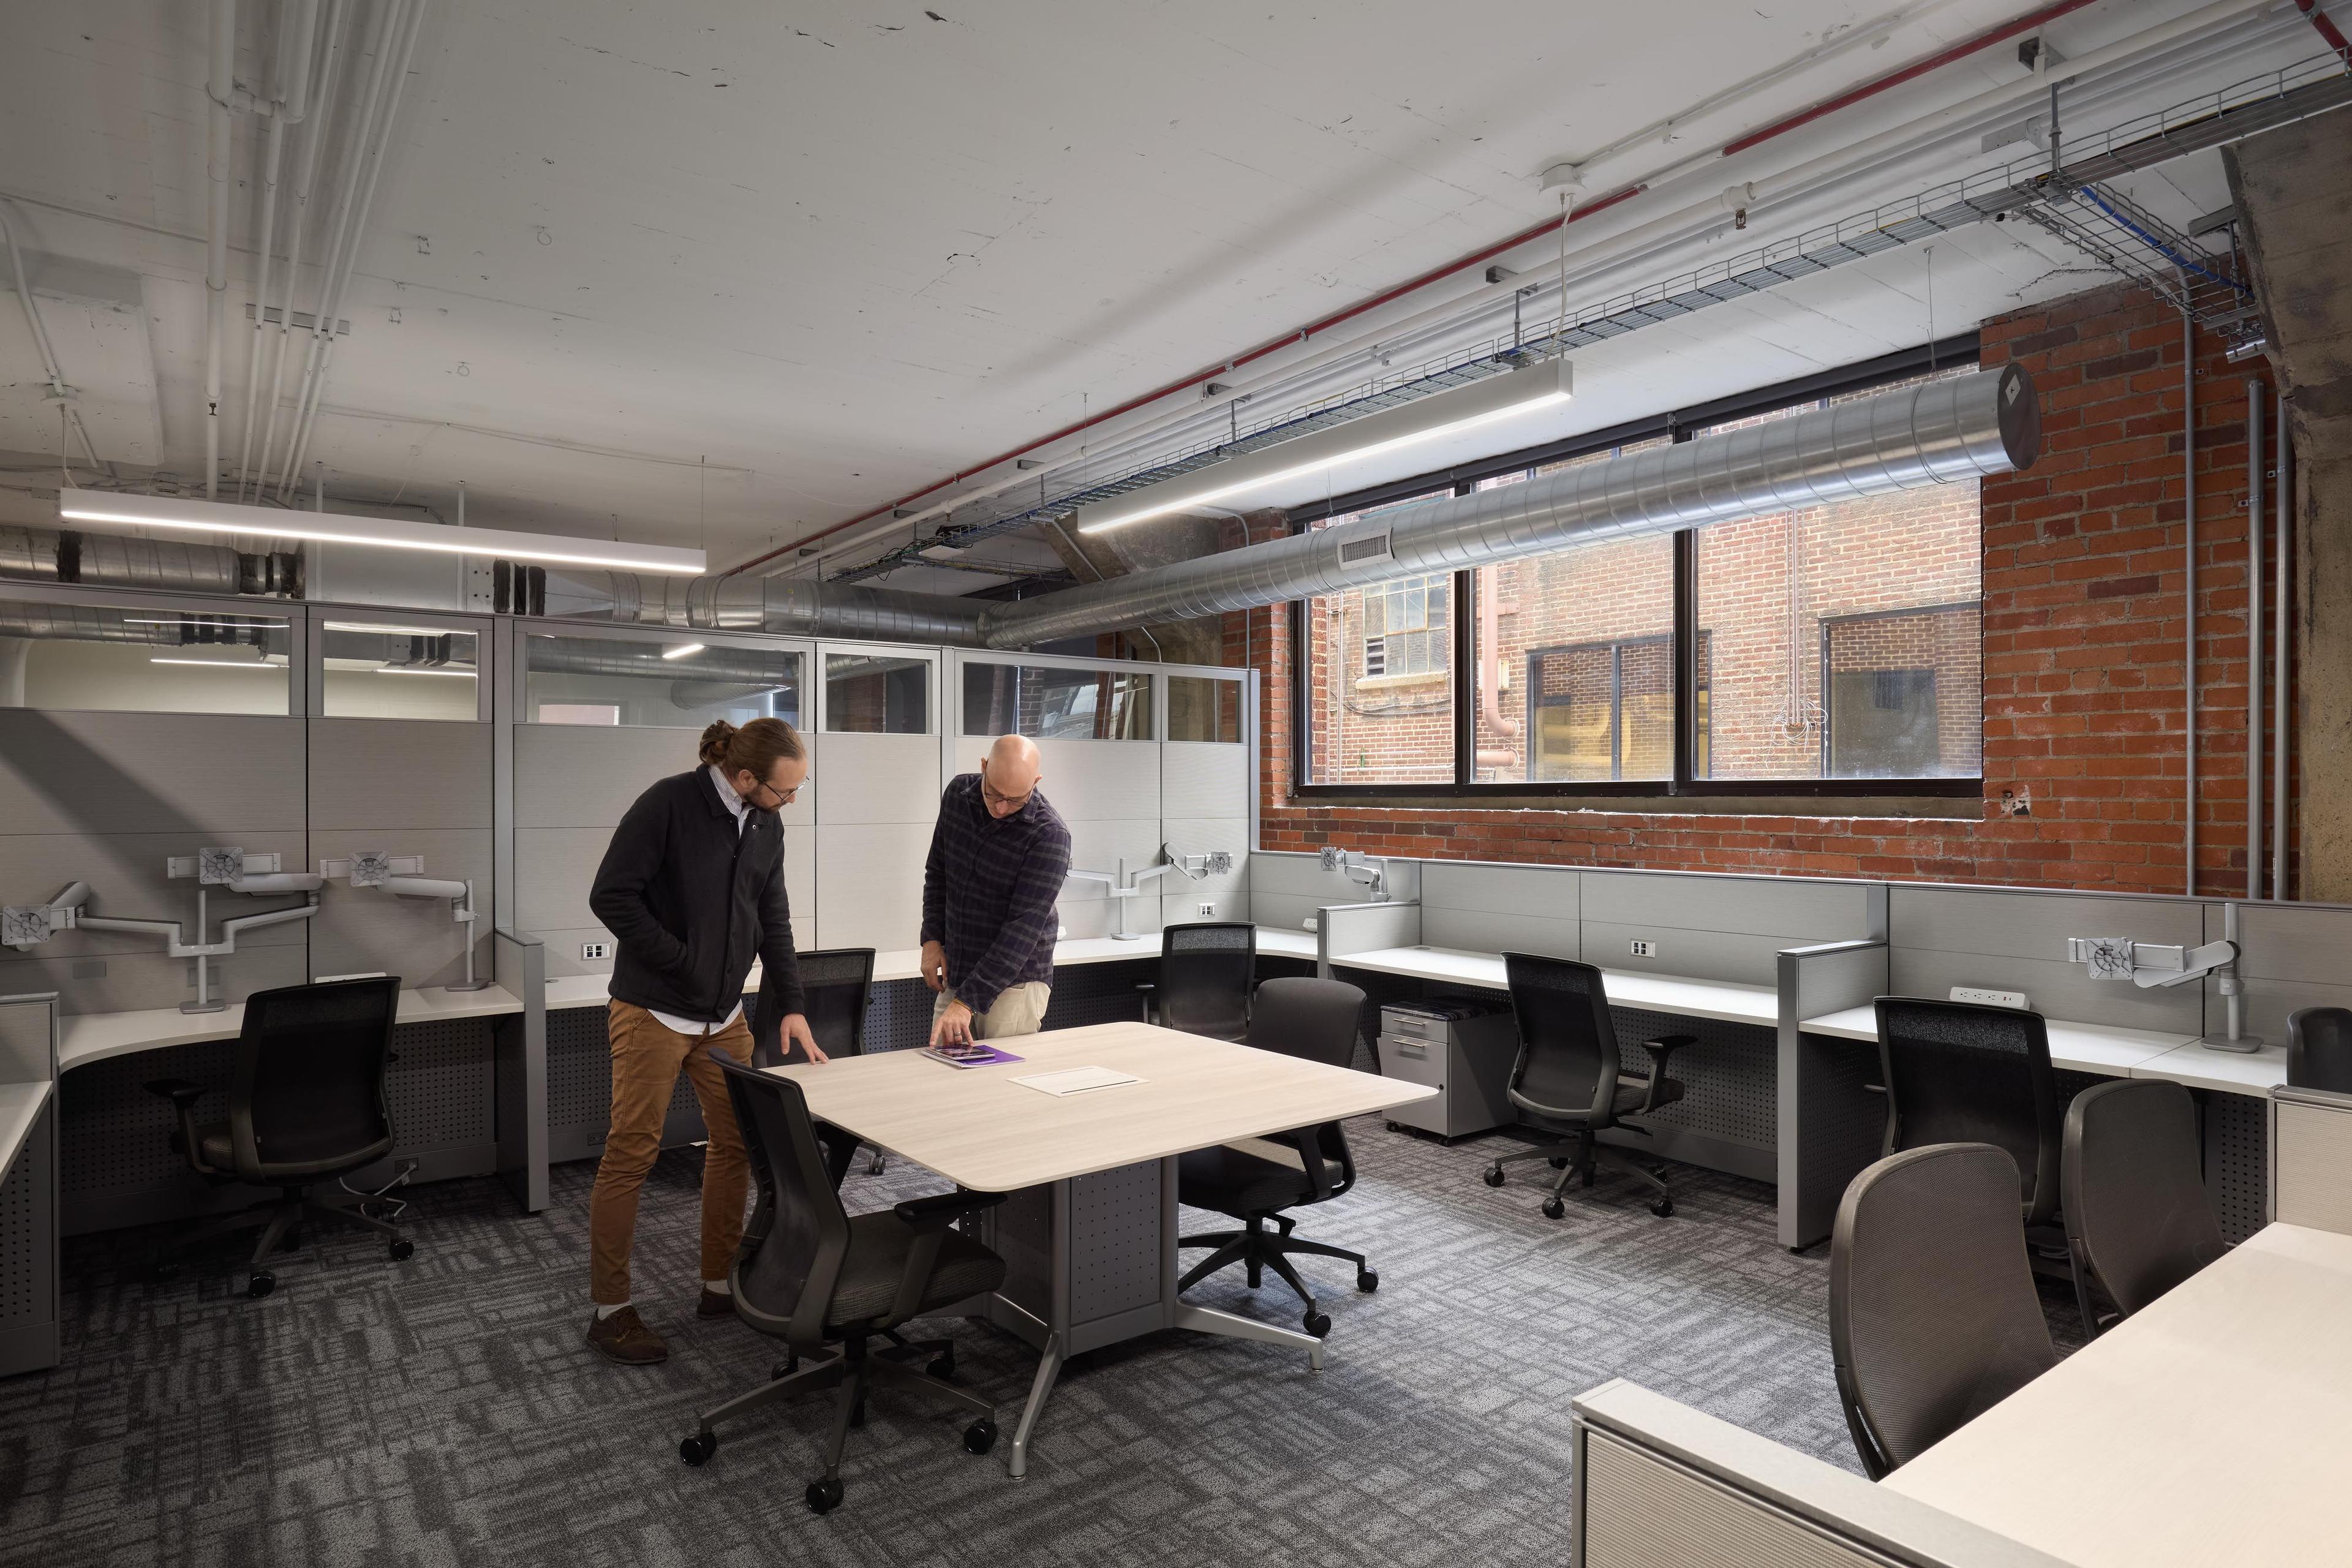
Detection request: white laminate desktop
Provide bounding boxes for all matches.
[1798,1003,2282,1098]
[1882,1223,2352,1568]
[1329,944,1781,1028]
[0,1080,51,1185]
[56,983,527,1073]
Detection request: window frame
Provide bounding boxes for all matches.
[1289,337,1986,802]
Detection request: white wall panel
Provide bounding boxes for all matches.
[1161,742,1249,821]
[1033,739,1160,823]
[1583,871,1869,940]
[1424,907,1580,961]
[816,824,930,952]
[1422,861,1580,922]
[816,732,943,826]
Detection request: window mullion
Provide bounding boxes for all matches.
[1672,528,1698,790]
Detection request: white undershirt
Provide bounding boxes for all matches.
[638,764,748,1036]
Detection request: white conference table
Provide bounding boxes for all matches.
[1883,1222,2352,1567]
[1798,1004,2285,1098]
[1325,944,1782,1028]
[766,1020,1435,1478]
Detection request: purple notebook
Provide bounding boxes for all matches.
[919,1042,1025,1069]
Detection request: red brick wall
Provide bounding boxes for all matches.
[1219,281,2290,896]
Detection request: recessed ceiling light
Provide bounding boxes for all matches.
[661,643,707,660]
[150,657,286,669]
[59,489,706,575]
[375,665,478,677]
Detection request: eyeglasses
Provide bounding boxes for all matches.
[978,764,1033,812]
[751,774,804,806]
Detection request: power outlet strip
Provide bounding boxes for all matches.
[1950,986,2029,1009]
[1197,902,1216,918]
[582,941,611,961]
[1629,939,1659,958]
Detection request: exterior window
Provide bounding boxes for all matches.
[1294,358,1983,796]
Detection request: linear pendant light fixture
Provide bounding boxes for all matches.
[57,489,706,575]
[1074,355,1573,536]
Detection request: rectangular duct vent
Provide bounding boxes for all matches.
[1337,530,1394,568]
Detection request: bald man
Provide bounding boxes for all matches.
[920,734,1073,1046]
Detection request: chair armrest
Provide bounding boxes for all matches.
[143,1078,206,1104]
[888,1188,1009,1321]
[1634,1035,1697,1112]
[892,1188,1009,1231]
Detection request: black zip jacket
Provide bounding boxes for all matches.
[590,768,805,1025]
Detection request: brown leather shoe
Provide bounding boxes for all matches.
[586,1306,668,1365]
[696,1287,736,1319]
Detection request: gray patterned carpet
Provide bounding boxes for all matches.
[0,1126,2086,1567]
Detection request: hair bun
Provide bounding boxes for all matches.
[697,719,739,766]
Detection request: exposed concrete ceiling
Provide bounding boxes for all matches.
[0,0,2328,589]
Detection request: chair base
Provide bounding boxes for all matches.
[1487,1128,1675,1218]
[682,1331,997,1511]
[1177,1213,1376,1336]
[149,1185,412,1295]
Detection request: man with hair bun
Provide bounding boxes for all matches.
[581,716,823,1365]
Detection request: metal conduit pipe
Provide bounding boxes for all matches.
[978,363,2039,649]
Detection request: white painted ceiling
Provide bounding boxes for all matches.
[0,0,2326,587]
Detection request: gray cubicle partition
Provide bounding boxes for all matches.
[1777,938,1890,1249]
[0,993,58,1377]
[492,928,548,1213]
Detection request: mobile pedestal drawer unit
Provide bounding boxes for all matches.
[1377,998,1517,1142]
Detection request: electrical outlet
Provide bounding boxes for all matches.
[581,941,610,961]
[1629,940,1658,958]
[1197,902,1216,918]
[1951,986,2030,1009]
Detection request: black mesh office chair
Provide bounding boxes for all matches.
[1872,997,2068,1261]
[2286,1006,2352,1093]
[143,976,413,1298]
[2061,1079,2225,1335]
[755,948,883,1178]
[1176,977,1376,1336]
[1830,1142,2057,1479]
[1480,954,1692,1219]
[1143,921,1256,1041]
[679,1056,1006,1514]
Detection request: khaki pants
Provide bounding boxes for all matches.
[588,1001,753,1305]
[933,981,1052,1039]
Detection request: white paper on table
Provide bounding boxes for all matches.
[1011,1066,1144,1096]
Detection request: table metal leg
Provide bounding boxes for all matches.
[1005,1329,1065,1479]
[1170,1300,1325,1372]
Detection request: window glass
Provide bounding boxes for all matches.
[962,663,1151,739]
[1302,492,1455,785]
[527,635,802,728]
[824,653,930,734]
[321,620,479,720]
[0,598,292,715]
[1468,442,1678,783]
[1694,370,1980,780]
[1166,675,1243,742]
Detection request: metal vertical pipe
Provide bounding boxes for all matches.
[2182,307,2197,897]
[204,0,238,498]
[2273,387,2291,900]
[2245,381,2263,902]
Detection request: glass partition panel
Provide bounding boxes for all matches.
[1166,675,1242,742]
[961,663,1152,739]
[824,652,930,734]
[526,634,802,727]
[321,620,480,720]
[0,597,292,715]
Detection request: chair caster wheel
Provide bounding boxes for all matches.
[1356,1270,1379,1292]
[1303,1310,1332,1338]
[805,1477,844,1514]
[1548,1156,1570,1170]
[963,1419,998,1455]
[388,1238,414,1262]
[1385,1120,1400,1133]
[1651,1199,1675,1218]
[247,1271,275,1298]
[1541,1198,1566,1221]
[927,1351,956,1380]
[1483,1166,1505,1188]
[679,1432,716,1467]
[146,1259,179,1284]
[772,1353,799,1381]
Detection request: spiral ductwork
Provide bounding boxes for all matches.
[975,364,2039,649]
